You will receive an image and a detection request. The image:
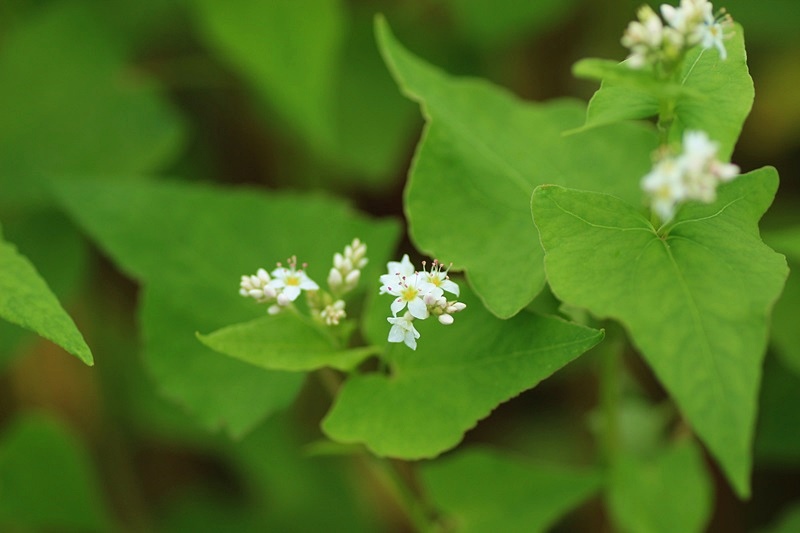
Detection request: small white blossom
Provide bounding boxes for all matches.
[239,268,277,302]
[270,256,319,303]
[642,130,740,222]
[320,300,347,326]
[329,238,368,295]
[379,254,415,294]
[387,313,421,350]
[419,259,460,297]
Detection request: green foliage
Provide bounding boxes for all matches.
[0,1,184,208]
[764,227,800,375]
[0,414,110,531]
[198,313,377,372]
[421,447,601,532]
[376,16,658,318]
[322,287,603,458]
[190,0,416,183]
[0,225,92,365]
[575,24,753,160]
[607,440,713,533]
[531,168,788,497]
[55,179,401,436]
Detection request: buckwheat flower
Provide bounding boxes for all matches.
[320,300,347,326]
[239,268,277,302]
[387,313,421,350]
[642,156,687,222]
[661,0,711,40]
[329,238,368,295]
[379,254,415,295]
[622,5,665,68]
[424,292,467,325]
[698,9,732,60]
[419,259,460,297]
[388,271,441,319]
[270,256,319,304]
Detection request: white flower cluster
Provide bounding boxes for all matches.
[240,239,368,326]
[622,0,732,69]
[379,255,466,350]
[642,130,739,222]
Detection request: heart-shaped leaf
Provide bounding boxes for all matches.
[322,288,603,458]
[376,16,658,318]
[531,167,788,497]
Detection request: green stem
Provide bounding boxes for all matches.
[365,457,439,533]
[598,324,625,464]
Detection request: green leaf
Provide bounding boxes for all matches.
[321,288,603,458]
[376,16,658,318]
[607,440,713,533]
[421,447,601,533]
[191,0,343,151]
[754,356,800,465]
[759,503,800,533]
[531,167,788,497]
[0,1,185,208]
[0,224,92,365]
[0,414,111,531]
[0,211,88,368]
[576,25,753,160]
[55,179,401,436]
[198,313,377,372]
[764,227,800,376]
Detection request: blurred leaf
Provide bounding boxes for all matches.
[764,227,800,376]
[0,224,92,365]
[0,414,111,531]
[229,413,378,532]
[0,1,185,208]
[607,440,713,533]
[191,1,415,184]
[421,447,601,533]
[56,179,401,436]
[576,25,753,161]
[0,211,88,368]
[191,0,343,152]
[759,503,800,533]
[322,288,603,458]
[198,313,377,372]
[376,16,658,318]
[447,0,579,47]
[755,356,800,465]
[157,490,262,533]
[531,168,788,498]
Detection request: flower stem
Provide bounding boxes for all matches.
[598,323,626,464]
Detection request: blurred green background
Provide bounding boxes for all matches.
[1,0,798,531]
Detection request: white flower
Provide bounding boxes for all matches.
[270,256,319,303]
[379,254,415,294]
[698,13,730,60]
[329,238,368,295]
[642,130,740,223]
[622,5,665,68]
[387,313,421,350]
[239,268,277,302]
[642,156,687,222]
[320,300,346,326]
[419,259,460,297]
[387,271,441,319]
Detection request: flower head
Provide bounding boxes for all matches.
[642,130,739,223]
[271,256,319,305]
[239,268,277,303]
[387,313,421,350]
[419,259,460,297]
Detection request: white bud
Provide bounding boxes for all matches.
[438,314,454,325]
[277,292,290,306]
[344,269,360,288]
[268,304,282,315]
[333,252,345,270]
[328,267,343,288]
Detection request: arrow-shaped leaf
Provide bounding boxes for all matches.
[531,167,788,497]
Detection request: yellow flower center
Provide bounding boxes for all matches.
[401,286,418,301]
